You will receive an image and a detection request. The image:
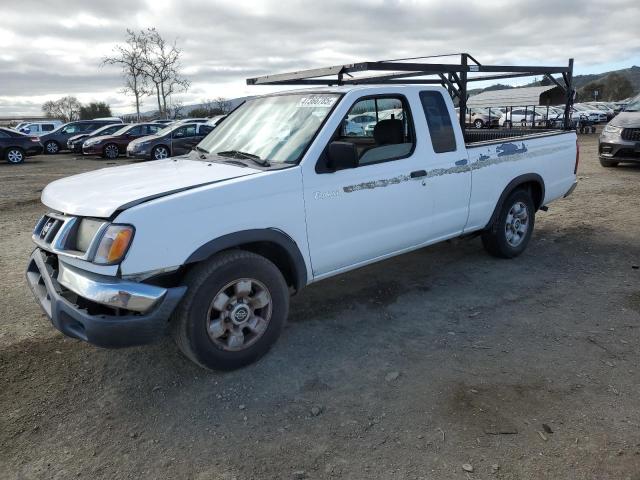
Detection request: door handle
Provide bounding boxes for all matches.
[455,159,468,166]
[410,170,427,178]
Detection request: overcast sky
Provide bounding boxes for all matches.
[1,0,639,117]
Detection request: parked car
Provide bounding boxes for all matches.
[344,113,377,136]
[39,119,123,154]
[126,122,214,160]
[572,103,607,123]
[175,117,209,124]
[457,107,500,129]
[27,83,578,370]
[67,123,130,154]
[598,94,640,167]
[205,115,227,127]
[19,121,63,135]
[0,127,43,164]
[82,123,163,159]
[499,108,547,127]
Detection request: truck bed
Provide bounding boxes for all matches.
[464,128,567,145]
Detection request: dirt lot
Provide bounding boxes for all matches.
[1,135,640,480]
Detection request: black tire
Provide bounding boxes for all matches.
[103,143,119,159]
[44,140,60,154]
[171,250,289,370]
[152,145,170,160]
[481,189,535,259]
[473,119,484,129]
[599,158,618,168]
[5,147,25,164]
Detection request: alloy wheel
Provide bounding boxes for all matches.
[7,149,24,163]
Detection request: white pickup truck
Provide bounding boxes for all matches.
[26,82,578,370]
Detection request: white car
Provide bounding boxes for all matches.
[572,103,607,123]
[19,121,63,135]
[498,108,547,127]
[26,83,578,370]
[345,113,377,135]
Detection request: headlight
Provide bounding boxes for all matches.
[603,125,623,135]
[93,225,134,265]
[84,139,99,147]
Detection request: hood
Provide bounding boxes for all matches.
[41,156,260,217]
[128,134,160,146]
[84,134,116,144]
[609,111,640,128]
[68,133,89,142]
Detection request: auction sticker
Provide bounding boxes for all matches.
[297,96,338,108]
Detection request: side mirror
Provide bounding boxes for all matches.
[327,141,358,171]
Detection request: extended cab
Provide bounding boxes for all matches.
[26,60,578,370]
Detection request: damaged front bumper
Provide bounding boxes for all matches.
[26,248,186,348]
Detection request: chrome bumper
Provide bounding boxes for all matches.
[57,260,167,313]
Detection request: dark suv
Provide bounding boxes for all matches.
[126,123,214,160]
[39,119,123,154]
[82,123,162,159]
[599,95,640,167]
[67,123,128,153]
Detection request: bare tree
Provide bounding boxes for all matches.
[139,28,190,118]
[102,30,149,121]
[214,97,232,114]
[167,100,185,119]
[42,96,82,122]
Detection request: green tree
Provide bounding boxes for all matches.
[577,73,634,101]
[79,102,112,120]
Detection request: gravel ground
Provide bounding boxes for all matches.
[1,134,640,480]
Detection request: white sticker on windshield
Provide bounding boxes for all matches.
[297,96,337,108]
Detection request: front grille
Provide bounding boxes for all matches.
[32,213,108,260]
[34,215,65,247]
[621,128,640,141]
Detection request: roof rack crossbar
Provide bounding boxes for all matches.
[246,53,575,132]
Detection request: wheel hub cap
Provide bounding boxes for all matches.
[207,278,272,351]
[505,201,529,247]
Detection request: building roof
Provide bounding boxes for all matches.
[467,85,565,108]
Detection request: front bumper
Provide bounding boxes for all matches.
[82,144,102,155]
[599,137,640,163]
[126,145,151,159]
[26,249,186,348]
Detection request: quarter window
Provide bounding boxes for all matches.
[419,91,456,153]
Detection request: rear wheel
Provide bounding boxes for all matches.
[103,143,119,159]
[44,141,59,154]
[171,250,289,370]
[5,147,25,164]
[152,145,170,160]
[599,158,618,168]
[473,119,484,129]
[482,189,535,258]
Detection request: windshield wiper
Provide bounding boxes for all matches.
[216,150,270,167]
[195,146,209,154]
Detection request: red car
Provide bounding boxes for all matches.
[82,123,163,159]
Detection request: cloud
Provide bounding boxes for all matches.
[1,0,639,116]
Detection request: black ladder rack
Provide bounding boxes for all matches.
[246,53,574,132]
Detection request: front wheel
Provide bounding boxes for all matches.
[171,250,289,370]
[5,147,25,164]
[44,141,59,154]
[103,143,119,159]
[482,189,535,258]
[473,119,484,129]
[152,145,170,160]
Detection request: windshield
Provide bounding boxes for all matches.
[198,93,340,164]
[110,125,133,136]
[156,124,176,136]
[625,95,640,112]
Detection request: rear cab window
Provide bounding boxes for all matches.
[419,91,456,153]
